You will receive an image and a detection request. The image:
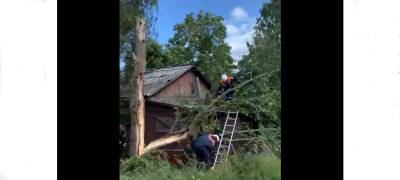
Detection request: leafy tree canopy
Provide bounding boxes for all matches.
[165,11,235,87]
[146,38,169,69]
[235,0,281,128]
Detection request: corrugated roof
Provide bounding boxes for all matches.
[120,65,194,97]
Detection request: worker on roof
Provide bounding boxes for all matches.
[191,133,220,168]
[217,73,238,101]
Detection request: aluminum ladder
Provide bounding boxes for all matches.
[211,110,239,169]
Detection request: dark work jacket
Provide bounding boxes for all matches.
[192,134,213,152]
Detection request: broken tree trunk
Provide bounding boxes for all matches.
[140,129,190,156]
[129,18,146,156]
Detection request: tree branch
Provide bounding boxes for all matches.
[189,69,280,130]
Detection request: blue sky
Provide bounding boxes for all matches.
[155,0,269,61]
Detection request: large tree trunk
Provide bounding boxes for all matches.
[129,18,146,156]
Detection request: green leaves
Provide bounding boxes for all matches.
[229,1,281,156]
[146,38,169,69]
[236,1,281,129]
[166,11,233,85]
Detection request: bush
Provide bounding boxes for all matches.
[120,150,170,176]
[120,153,280,180]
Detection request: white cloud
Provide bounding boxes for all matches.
[226,29,254,61]
[230,6,249,22]
[225,7,256,61]
[226,24,240,35]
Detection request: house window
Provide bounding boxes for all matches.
[154,116,173,133]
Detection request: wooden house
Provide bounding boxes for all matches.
[120,65,252,156]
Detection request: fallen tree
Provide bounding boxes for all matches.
[138,70,279,156]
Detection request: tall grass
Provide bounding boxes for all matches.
[120,153,280,180]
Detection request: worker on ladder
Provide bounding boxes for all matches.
[217,73,238,101]
[190,133,220,168]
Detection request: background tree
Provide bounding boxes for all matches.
[120,0,158,84]
[233,0,281,156]
[121,38,170,84]
[165,11,234,87]
[237,0,281,128]
[146,38,169,69]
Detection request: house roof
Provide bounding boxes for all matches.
[144,65,193,96]
[120,65,211,98]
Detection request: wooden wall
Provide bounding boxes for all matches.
[144,102,185,152]
[152,71,211,102]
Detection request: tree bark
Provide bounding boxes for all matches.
[129,18,146,156]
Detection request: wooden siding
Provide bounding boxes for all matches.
[144,102,184,151]
[152,71,211,102]
[199,77,211,99]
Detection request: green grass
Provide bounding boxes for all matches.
[120,153,280,180]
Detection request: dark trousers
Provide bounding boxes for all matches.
[225,89,234,101]
[192,146,213,168]
[195,147,211,163]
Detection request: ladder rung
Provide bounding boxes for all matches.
[221,138,230,141]
[220,145,229,148]
[221,141,232,144]
[226,125,235,127]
